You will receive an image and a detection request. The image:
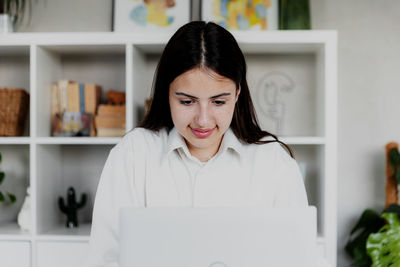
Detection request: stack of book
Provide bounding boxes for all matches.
[51,80,102,137]
[95,104,126,137]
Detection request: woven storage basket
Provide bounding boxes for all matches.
[0,88,29,136]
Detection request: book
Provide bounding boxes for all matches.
[94,115,126,128]
[96,128,126,137]
[97,104,125,116]
[58,80,74,113]
[79,83,85,113]
[66,82,80,112]
[84,83,102,115]
[51,83,61,116]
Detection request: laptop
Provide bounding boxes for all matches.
[119,207,317,267]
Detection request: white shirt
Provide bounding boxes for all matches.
[84,127,308,267]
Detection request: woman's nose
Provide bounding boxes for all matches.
[195,104,211,126]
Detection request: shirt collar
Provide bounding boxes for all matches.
[218,127,243,156]
[165,127,187,156]
[165,127,243,158]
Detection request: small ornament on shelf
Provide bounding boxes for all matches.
[58,187,87,228]
[106,89,125,105]
[18,187,31,232]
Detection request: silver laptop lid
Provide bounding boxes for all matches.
[119,207,317,267]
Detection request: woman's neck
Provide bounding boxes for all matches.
[186,139,222,162]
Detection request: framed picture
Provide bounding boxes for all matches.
[201,0,278,30]
[113,0,191,32]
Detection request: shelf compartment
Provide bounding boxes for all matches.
[34,44,126,137]
[131,45,161,126]
[0,45,31,137]
[0,145,30,234]
[36,144,112,236]
[291,144,325,236]
[247,53,323,137]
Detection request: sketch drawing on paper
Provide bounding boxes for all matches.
[255,71,294,135]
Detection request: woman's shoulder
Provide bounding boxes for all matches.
[242,136,295,165]
[125,127,168,141]
[113,127,169,153]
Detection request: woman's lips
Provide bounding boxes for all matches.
[190,127,215,138]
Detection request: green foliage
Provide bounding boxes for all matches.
[346,147,400,266]
[0,172,4,185]
[279,0,311,30]
[346,209,386,267]
[367,213,400,266]
[390,147,400,184]
[0,152,16,204]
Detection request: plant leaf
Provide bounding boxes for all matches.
[0,192,4,202]
[346,229,374,261]
[350,209,383,235]
[367,213,400,266]
[352,245,372,267]
[345,208,385,265]
[385,204,400,219]
[0,172,4,185]
[7,193,16,203]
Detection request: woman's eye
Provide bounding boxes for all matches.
[213,100,226,106]
[180,100,193,105]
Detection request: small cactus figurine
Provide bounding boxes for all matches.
[58,187,87,228]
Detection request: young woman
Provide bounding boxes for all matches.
[85,21,308,266]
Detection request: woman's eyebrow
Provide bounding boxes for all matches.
[175,92,231,99]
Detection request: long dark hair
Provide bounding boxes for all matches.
[139,21,294,158]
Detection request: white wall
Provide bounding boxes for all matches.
[15,1,400,266]
[311,0,400,266]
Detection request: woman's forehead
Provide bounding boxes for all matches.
[170,68,236,94]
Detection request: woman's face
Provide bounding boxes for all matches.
[169,68,240,161]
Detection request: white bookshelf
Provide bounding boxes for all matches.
[0,31,337,267]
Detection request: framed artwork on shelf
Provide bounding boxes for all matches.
[201,0,278,30]
[113,0,191,32]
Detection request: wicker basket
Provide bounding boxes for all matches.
[0,88,29,136]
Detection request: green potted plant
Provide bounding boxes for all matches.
[346,145,400,266]
[0,152,16,204]
[0,0,33,33]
